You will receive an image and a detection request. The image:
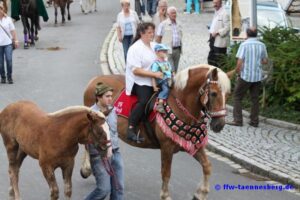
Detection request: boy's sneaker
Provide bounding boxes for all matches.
[156,103,165,114]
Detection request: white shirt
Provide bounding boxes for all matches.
[117,9,139,39]
[209,7,225,34]
[125,39,156,95]
[0,16,15,46]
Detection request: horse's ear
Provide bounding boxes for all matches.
[211,68,218,81]
[87,111,95,122]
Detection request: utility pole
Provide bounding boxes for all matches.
[250,0,257,27]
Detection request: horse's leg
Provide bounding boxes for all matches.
[9,149,27,199]
[160,144,175,200]
[67,2,71,21]
[80,148,92,178]
[61,159,75,200]
[54,4,58,24]
[34,15,40,41]
[192,148,212,200]
[30,19,35,46]
[2,136,22,200]
[40,164,59,200]
[93,0,97,12]
[61,5,65,23]
[21,17,29,49]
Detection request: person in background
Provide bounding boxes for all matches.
[152,0,168,29]
[151,43,174,114]
[207,0,229,68]
[85,82,124,200]
[227,28,268,128]
[156,6,183,73]
[185,0,200,14]
[0,1,19,84]
[117,0,140,62]
[126,22,163,142]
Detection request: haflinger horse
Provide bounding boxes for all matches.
[80,0,96,14]
[53,0,72,24]
[0,101,112,200]
[19,0,40,48]
[80,64,231,200]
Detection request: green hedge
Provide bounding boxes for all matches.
[222,27,300,124]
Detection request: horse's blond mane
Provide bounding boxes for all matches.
[174,64,231,93]
[48,106,105,118]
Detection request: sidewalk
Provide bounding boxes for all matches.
[100,0,300,191]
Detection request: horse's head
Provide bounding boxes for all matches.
[174,65,231,133]
[87,110,112,157]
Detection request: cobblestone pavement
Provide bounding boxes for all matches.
[104,0,300,191]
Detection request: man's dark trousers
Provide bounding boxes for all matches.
[233,78,262,126]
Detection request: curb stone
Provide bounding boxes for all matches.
[99,25,300,193]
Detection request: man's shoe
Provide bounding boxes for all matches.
[1,78,6,83]
[226,121,243,127]
[8,78,13,84]
[127,127,145,143]
[248,122,258,127]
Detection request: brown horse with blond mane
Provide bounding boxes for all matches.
[81,64,231,200]
[0,101,111,200]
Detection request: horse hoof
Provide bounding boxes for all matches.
[68,17,71,21]
[80,168,91,179]
[35,36,39,41]
[24,44,29,49]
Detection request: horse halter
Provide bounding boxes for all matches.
[88,122,111,153]
[198,71,227,118]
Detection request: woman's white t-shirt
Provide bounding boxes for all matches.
[0,16,15,46]
[125,39,156,95]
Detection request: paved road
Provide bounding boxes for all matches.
[0,1,299,200]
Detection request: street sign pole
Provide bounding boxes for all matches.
[251,0,257,27]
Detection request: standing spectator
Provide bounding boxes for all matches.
[207,0,229,68]
[134,0,142,20]
[0,1,19,84]
[156,6,183,73]
[152,0,168,28]
[85,82,124,200]
[227,28,268,127]
[147,0,158,17]
[186,0,200,14]
[126,22,163,142]
[117,0,140,62]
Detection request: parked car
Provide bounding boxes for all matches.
[225,0,299,41]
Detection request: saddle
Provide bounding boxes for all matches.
[114,90,160,146]
[114,90,157,122]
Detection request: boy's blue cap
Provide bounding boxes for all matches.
[154,44,169,52]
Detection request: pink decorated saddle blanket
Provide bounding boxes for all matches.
[113,90,156,122]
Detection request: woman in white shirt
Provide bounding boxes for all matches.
[0,1,19,84]
[126,22,163,142]
[117,0,140,62]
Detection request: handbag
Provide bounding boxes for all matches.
[0,23,16,50]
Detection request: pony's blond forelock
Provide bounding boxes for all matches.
[174,64,231,93]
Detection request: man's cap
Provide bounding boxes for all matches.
[154,43,169,52]
[95,82,113,96]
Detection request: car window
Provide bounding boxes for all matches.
[257,9,287,28]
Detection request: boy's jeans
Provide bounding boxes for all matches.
[84,150,124,200]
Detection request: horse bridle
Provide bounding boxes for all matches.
[198,71,227,118]
[88,122,111,153]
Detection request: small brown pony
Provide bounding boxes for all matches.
[0,101,111,200]
[81,64,231,200]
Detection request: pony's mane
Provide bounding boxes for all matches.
[174,64,231,93]
[48,106,105,118]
